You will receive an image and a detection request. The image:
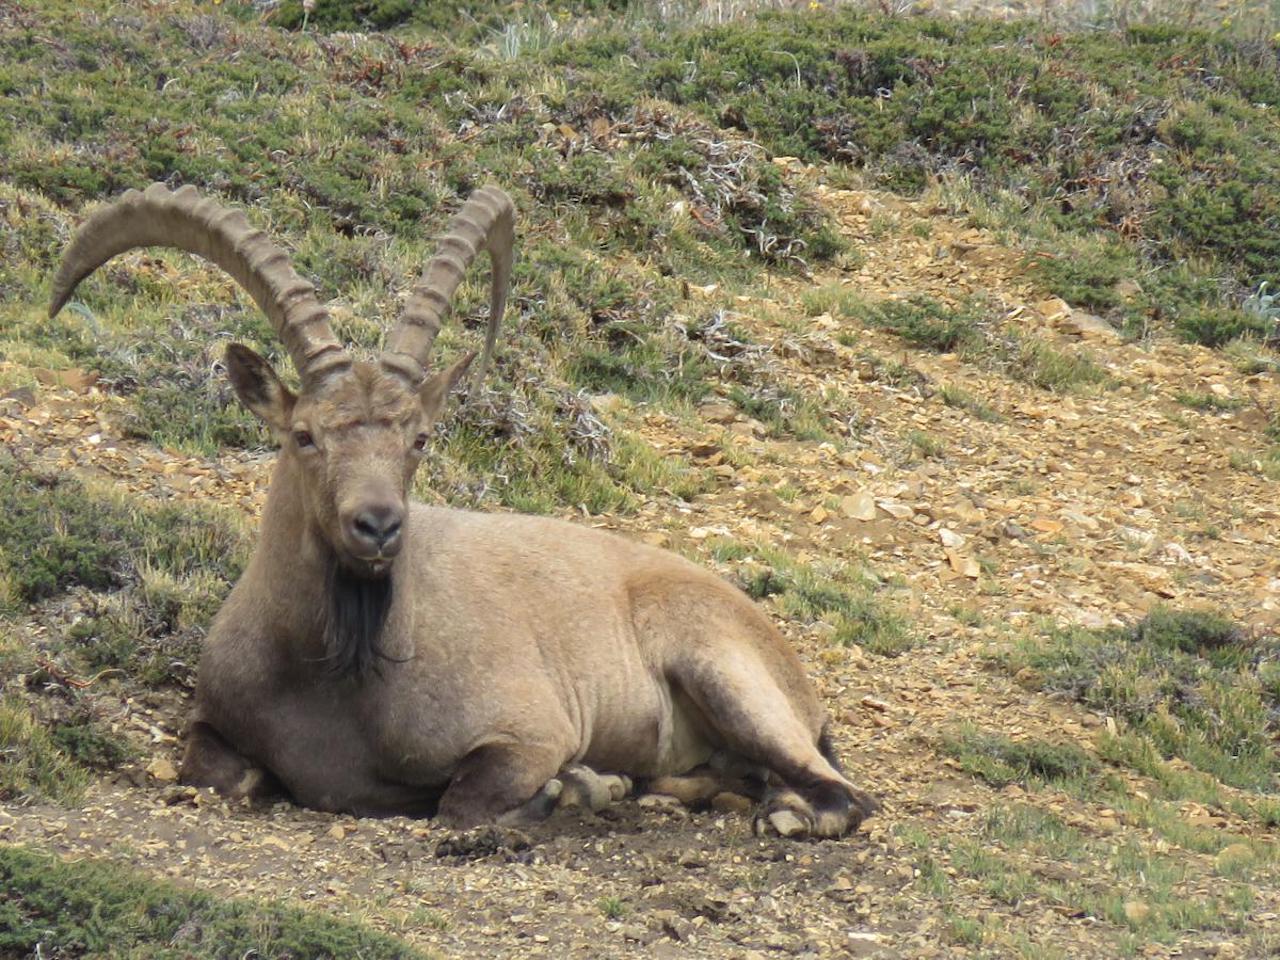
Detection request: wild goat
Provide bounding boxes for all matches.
[49,183,879,837]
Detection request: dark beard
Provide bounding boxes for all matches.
[321,554,405,680]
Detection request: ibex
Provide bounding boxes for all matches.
[49,183,879,837]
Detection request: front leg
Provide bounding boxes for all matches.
[181,720,282,801]
[436,742,569,829]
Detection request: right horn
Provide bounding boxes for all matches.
[49,183,350,386]
[381,185,514,390]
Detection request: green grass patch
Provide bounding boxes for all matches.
[0,454,248,803]
[1025,237,1134,315]
[0,845,427,959]
[947,818,1254,944]
[939,726,1098,791]
[863,296,1109,392]
[0,698,89,805]
[869,297,985,354]
[907,429,945,460]
[421,386,706,515]
[1005,607,1280,792]
[727,541,913,656]
[0,453,246,606]
[1174,390,1242,412]
[727,383,833,442]
[589,12,1280,331]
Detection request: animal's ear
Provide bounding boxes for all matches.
[225,343,296,433]
[419,351,476,425]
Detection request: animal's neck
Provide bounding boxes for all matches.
[256,453,330,613]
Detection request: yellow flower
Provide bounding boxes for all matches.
[808,0,822,7]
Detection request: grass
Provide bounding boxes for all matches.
[597,895,627,919]
[940,384,1002,422]
[907,429,945,459]
[925,791,1265,947]
[712,538,914,655]
[0,698,90,805]
[0,453,248,803]
[1174,389,1242,412]
[820,292,1112,393]
[0,845,427,959]
[0,452,246,609]
[1003,607,1280,793]
[587,10,1280,345]
[727,383,833,442]
[899,786,1267,953]
[939,727,1099,792]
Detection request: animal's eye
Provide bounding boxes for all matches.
[412,433,429,452]
[294,430,315,449]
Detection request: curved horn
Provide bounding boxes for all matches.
[49,183,349,384]
[382,185,514,391]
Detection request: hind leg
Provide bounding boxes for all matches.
[648,752,768,808]
[675,660,879,838]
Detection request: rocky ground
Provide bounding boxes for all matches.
[3,174,1279,958]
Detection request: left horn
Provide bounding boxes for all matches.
[49,183,350,385]
[381,185,514,390]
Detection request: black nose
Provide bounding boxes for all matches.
[349,505,403,554]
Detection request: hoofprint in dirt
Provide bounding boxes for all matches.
[4,176,1279,959]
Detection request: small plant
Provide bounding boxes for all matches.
[598,896,627,919]
[997,335,1109,392]
[907,429,944,459]
[0,701,89,805]
[940,384,1001,422]
[870,296,984,353]
[1243,281,1280,322]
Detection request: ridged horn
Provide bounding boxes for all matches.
[49,183,349,385]
[382,185,514,391]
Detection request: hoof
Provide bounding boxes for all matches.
[607,773,632,801]
[755,782,879,839]
[558,766,630,812]
[493,777,563,827]
[849,788,881,825]
[757,808,813,838]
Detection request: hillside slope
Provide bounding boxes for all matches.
[2,3,1279,958]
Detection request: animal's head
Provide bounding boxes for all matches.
[49,183,513,579]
